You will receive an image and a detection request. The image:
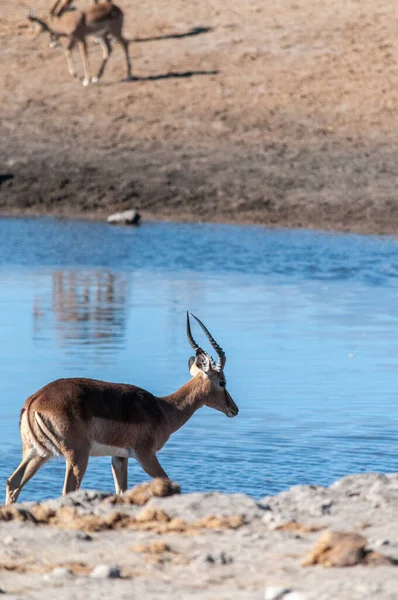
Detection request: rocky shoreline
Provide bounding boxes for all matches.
[1,473,398,599]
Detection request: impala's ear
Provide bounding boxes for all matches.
[188,356,195,371]
[195,352,211,373]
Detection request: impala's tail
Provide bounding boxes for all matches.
[20,403,61,457]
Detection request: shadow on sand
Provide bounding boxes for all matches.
[132,26,213,44]
[125,70,219,82]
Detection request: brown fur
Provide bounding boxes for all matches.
[6,348,238,504]
[28,2,132,85]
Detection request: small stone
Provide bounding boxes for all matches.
[302,531,367,567]
[220,551,233,565]
[90,565,121,579]
[150,540,170,554]
[3,536,15,546]
[43,567,73,581]
[264,586,292,600]
[262,512,285,530]
[205,554,216,564]
[75,531,92,541]
[373,539,390,548]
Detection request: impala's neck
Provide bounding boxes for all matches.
[160,374,211,434]
[47,16,72,35]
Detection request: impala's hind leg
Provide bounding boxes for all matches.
[6,448,49,505]
[63,451,89,495]
[93,36,112,83]
[113,32,132,80]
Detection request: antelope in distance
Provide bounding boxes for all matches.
[6,313,239,505]
[27,0,132,86]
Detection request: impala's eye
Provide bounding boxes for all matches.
[219,381,226,388]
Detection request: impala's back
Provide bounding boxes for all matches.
[21,378,171,460]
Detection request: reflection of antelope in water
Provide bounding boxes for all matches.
[28,0,132,85]
[33,272,129,347]
[6,314,239,505]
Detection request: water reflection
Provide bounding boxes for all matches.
[1,218,398,503]
[33,271,129,351]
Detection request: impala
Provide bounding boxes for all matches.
[5,313,239,505]
[28,0,132,86]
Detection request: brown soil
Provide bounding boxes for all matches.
[2,0,398,233]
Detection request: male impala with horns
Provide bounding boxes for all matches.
[6,313,238,505]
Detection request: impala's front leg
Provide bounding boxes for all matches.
[64,38,77,78]
[111,456,128,494]
[136,451,169,479]
[78,39,91,86]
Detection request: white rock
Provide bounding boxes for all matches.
[107,210,141,225]
[43,567,73,581]
[264,587,292,600]
[3,535,15,546]
[265,589,306,600]
[90,565,121,579]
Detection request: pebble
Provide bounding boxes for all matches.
[43,567,73,581]
[75,531,92,542]
[264,589,306,600]
[3,536,15,546]
[90,565,121,579]
[264,587,292,600]
[201,552,233,565]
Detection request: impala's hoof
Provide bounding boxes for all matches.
[82,78,90,87]
[92,77,99,84]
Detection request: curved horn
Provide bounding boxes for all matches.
[186,311,202,354]
[186,312,216,367]
[190,313,226,372]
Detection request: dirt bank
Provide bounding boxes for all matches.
[2,0,398,233]
[1,474,398,599]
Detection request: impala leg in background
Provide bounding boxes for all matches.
[111,456,128,495]
[136,451,169,479]
[93,35,112,83]
[113,33,132,80]
[78,39,91,86]
[6,450,49,506]
[64,38,77,77]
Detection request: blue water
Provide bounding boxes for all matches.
[0,217,398,503]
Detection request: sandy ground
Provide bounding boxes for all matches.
[2,0,398,232]
[1,474,398,599]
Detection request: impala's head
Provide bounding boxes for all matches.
[186,312,239,418]
[27,9,51,40]
[27,8,61,46]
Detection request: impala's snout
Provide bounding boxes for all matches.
[225,391,239,418]
[226,406,239,418]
